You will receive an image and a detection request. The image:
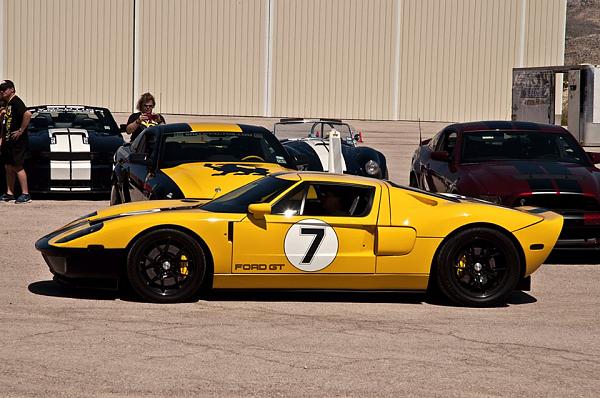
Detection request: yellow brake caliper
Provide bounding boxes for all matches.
[180,254,189,278]
[457,254,467,277]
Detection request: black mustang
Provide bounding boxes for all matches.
[23,105,124,194]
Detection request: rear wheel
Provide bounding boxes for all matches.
[435,227,520,307]
[127,229,209,303]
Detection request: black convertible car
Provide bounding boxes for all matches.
[110,122,299,205]
[24,105,124,194]
[274,118,388,179]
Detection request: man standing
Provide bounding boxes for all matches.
[0,80,32,203]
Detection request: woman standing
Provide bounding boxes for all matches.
[125,92,166,141]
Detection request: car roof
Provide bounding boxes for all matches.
[446,120,568,134]
[146,122,271,136]
[273,171,385,185]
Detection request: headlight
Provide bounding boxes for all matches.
[365,160,381,176]
[477,195,502,204]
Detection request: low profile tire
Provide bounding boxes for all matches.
[435,227,521,307]
[127,229,208,303]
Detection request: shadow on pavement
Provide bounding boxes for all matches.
[204,289,428,304]
[546,249,600,264]
[28,280,120,301]
[28,280,537,307]
[28,192,110,201]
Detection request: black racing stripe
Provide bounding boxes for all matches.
[540,162,568,174]
[238,124,270,135]
[513,162,554,190]
[540,162,583,193]
[555,179,582,192]
[40,152,92,161]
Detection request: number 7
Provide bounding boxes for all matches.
[300,227,325,264]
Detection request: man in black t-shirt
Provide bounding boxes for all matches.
[0,80,32,204]
[126,92,166,142]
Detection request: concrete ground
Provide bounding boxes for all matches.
[0,117,598,397]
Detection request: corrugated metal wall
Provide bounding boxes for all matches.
[137,0,267,116]
[270,0,395,120]
[1,0,566,121]
[398,0,566,121]
[2,0,133,111]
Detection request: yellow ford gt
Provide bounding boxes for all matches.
[36,172,563,306]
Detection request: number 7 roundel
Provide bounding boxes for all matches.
[284,219,339,272]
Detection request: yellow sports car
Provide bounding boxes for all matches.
[110,123,301,204]
[36,172,563,306]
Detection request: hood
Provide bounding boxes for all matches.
[161,162,291,199]
[460,160,600,197]
[59,199,206,230]
[286,138,347,171]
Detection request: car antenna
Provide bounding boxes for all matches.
[418,117,422,144]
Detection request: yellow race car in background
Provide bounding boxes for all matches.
[36,172,563,306]
[110,123,301,204]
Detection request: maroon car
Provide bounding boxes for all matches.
[410,121,600,248]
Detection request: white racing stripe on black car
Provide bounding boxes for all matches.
[301,139,347,172]
[49,128,92,191]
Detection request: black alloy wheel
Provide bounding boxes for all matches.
[127,229,208,303]
[436,227,520,307]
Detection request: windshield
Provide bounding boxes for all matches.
[159,131,295,168]
[461,131,589,165]
[28,106,119,135]
[274,121,354,141]
[202,176,297,213]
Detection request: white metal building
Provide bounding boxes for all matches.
[0,0,567,122]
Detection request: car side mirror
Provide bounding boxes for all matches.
[431,151,450,162]
[120,123,127,133]
[248,203,271,219]
[129,152,151,166]
[587,151,600,164]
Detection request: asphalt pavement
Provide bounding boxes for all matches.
[0,117,598,397]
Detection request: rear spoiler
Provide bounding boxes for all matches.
[278,117,344,124]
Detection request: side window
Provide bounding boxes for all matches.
[272,185,306,216]
[131,132,156,156]
[273,183,375,217]
[131,132,144,153]
[428,133,441,149]
[436,130,457,153]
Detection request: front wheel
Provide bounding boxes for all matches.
[435,227,521,307]
[127,229,209,303]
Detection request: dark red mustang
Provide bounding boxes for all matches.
[410,121,600,248]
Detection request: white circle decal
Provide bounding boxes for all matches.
[284,219,338,272]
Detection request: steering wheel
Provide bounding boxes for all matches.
[241,155,265,162]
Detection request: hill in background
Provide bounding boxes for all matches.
[566,0,600,65]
